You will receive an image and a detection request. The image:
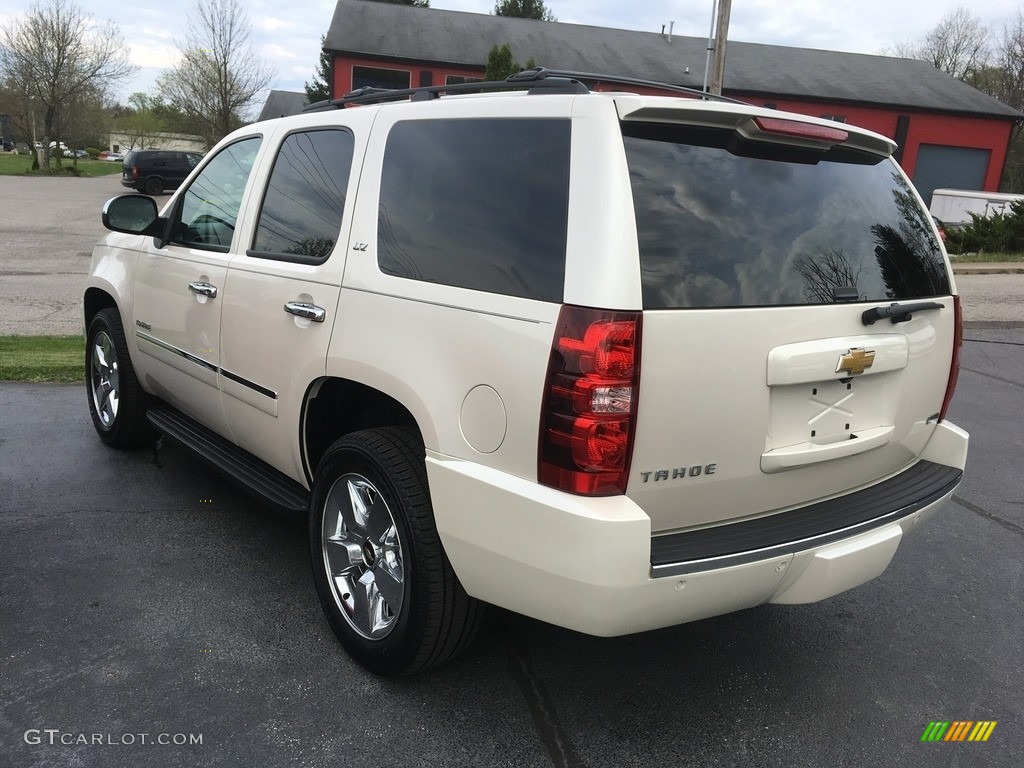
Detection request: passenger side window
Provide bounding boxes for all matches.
[378,118,570,302]
[250,129,355,263]
[170,137,261,251]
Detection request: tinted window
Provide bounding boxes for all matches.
[352,66,410,90]
[252,129,354,262]
[171,136,261,251]
[623,123,950,309]
[378,118,570,302]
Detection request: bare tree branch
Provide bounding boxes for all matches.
[882,6,989,81]
[0,0,134,170]
[157,0,275,148]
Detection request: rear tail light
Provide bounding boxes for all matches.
[131,165,138,179]
[939,295,963,421]
[539,305,642,496]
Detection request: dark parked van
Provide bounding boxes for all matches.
[121,150,203,196]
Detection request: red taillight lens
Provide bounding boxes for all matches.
[539,306,642,496]
[131,165,138,179]
[939,295,963,421]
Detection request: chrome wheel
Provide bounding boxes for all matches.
[321,473,405,639]
[89,330,120,429]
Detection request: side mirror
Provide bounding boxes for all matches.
[102,195,165,238]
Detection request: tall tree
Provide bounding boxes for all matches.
[0,0,134,171]
[920,7,989,81]
[484,43,519,81]
[116,92,166,150]
[993,12,1024,191]
[157,0,274,148]
[306,35,332,103]
[493,0,555,21]
[483,44,537,81]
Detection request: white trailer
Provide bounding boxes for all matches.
[930,188,1024,228]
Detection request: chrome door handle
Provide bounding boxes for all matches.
[284,302,326,323]
[188,282,218,298]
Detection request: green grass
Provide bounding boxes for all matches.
[0,153,122,177]
[0,335,84,382]
[948,251,1024,263]
[0,154,32,174]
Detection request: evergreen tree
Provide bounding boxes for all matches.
[306,35,332,102]
[493,0,555,21]
[484,43,520,81]
[368,0,430,7]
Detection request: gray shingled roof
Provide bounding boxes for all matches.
[325,0,1021,119]
[258,90,309,121]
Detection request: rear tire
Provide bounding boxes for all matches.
[85,308,155,448]
[144,177,163,196]
[309,427,485,675]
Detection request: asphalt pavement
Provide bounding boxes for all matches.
[1,328,1021,767]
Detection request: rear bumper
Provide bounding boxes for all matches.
[427,421,968,637]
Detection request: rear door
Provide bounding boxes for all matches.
[617,111,957,534]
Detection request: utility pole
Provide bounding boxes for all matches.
[709,0,732,96]
[702,0,718,95]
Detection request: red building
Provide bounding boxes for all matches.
[322,0,1021,205]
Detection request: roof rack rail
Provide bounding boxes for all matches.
[301,67,746,112]
[536,69,748,105]
[302,68,589,111]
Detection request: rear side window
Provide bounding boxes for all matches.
[251,129,354,263]
[623,123,950,309]
[378,118,570,302]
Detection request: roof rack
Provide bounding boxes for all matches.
[301,67,745,112]
[302,68,587,111]
[537,69,748,105]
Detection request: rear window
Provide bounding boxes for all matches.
[378,118,570,302]
[623,122,950,309]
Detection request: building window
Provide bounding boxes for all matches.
[352,66,410,91]
[820,114,848,123]
[445,75,484,85]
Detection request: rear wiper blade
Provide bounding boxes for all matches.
[861,301,945,326]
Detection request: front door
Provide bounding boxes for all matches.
[131,136,263,439]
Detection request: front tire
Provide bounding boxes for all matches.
[85,308,155,448]
[309,427,484,675]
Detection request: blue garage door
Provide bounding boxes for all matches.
[913,144,990,206]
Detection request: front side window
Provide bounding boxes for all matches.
[171,136,261,251]
[623,122,950,309]
[378,118,570,302]
[251,129,354,263]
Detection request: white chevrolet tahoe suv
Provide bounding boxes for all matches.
[84,70,968,675]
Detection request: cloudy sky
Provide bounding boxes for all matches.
[4,0,1022,107]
